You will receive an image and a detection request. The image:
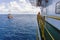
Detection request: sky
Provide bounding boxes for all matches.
[0,0,60,15]
[0,0,40,14]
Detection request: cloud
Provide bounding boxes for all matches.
[0,0,40,14]
[0,3,8,13]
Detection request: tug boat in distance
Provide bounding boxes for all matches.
[8,10,13,19]
[8,14,13,19]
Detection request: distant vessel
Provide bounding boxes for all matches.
[8,10,13,19]
[8,14,13,19]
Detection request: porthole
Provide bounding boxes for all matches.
[55,1,60,14]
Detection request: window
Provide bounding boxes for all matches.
[55,1,60,14]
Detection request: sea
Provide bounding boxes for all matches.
[0,14,38,40]
[0,14,60,40]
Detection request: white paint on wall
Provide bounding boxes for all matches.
[46,0,60,15]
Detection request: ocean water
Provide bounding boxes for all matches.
[0,14,37,40]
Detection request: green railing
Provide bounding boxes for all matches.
[37,15,60,40]
[47,16,60,20]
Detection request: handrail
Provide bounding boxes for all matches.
[37,15,45,40]
[37,15,55,40]
[47,16,60,20]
